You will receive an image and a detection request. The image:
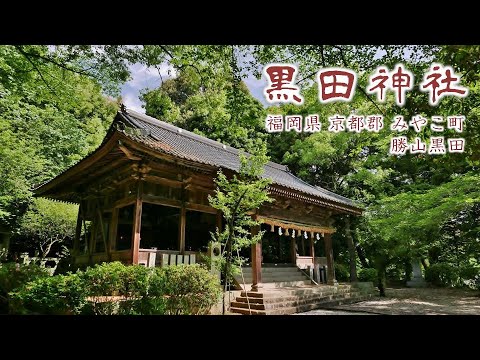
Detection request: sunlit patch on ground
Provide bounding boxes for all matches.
[299,288,480,315]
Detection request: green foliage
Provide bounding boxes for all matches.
[0,262,50,313]
[160,264,222,315]
[209,141,273,286]
[425,262,480,289]
[10,272,87,315]
[0,45,117,247]
[17,198,78,258]
[358,268,378,283]
[364,173,480,258]
[334,263,350,282]
[425,263,459,287]
[11,262,221,315]
[142,66,266,149]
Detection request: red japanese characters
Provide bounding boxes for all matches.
[263,64,304,105]
[264,63,468,107]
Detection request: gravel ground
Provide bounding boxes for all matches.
[297,287,480,315]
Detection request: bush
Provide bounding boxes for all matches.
[160,264,222,315]
[0,262,49,313]
[358,268,378,283]
[11,262,221,315]
[425,263,459,287]
[10,272,87,314]
[334,263,349,282]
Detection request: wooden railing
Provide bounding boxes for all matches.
[138,248,205,267]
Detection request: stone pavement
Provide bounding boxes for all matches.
[296,287,480,315]
[295,309,372,315]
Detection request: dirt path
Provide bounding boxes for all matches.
[325,287,480,315]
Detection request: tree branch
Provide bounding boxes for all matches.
[14,45,95,79]
[15,47,57,95]
[333,45,386,117]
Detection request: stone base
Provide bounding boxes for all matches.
[406,279,428,288]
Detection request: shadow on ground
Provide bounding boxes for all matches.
[329,288,480,315]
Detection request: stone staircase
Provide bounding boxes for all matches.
[229,284,373,315]
[233,265,312,290]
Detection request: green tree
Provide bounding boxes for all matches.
[208,141,273,313]
[17,198,78,258]
[141,66,265,149]
[0,45,117,252]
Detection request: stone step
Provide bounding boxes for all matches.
[230,292,368,315]
[235,290,362,305]
[229,307,267,315]
[259,280,313,288]
[230,301,266,310]
[240,286,355,298]
[238,267,299,274]
[237,275,309,282]
[233,292,362,311]
[316,294,373,309]
[265,294,369,315]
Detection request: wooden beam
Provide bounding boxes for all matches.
[324,233,336,285]
[185,202,217,214]
[34,132,122,195]
[113,196,136,209]
[89,218,96,258]
[256,215,335,234]
[143,195,182,209]
[81,205,88,255]
[144,175,183,188]
[178,204,186,254]
[250,224,262,292]
[118,143,142,161]
[97,208,108,255]
[109,207,119,257]
[132,181,143,265]
[310,233,315,259]
[73,203,82,256]
[184,183,215,193]
[290,237,296,264]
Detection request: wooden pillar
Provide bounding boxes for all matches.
[132,182,143,265]
[324,233,336,285]
[251,225,262,292]
[109,208,119,257]
[97,208,108,256]
[310,234,315,259]
[73,204,82,256]
[179,205,186,254]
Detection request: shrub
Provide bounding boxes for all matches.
[160,264,222,315]
[358,268,378,283]
[11,262,221,315]
[425,263,458,287]
[10,272,87,314]
[334,263,349,282]
[0,262,49,313]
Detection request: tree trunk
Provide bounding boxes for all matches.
[355,241,370,268]
[377,265,387,297]
[222,221,234,315]
[404,259,412,282]
[345,216,358,282]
